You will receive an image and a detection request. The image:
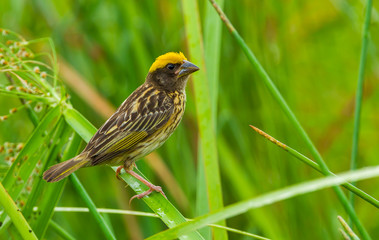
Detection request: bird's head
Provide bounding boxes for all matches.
[146,52,199,92]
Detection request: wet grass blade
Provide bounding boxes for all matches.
[146,166,379,240]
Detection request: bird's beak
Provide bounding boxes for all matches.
[178,60,200,78]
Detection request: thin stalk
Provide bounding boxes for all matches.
[50,207,269,239]
[51,207,269,240]
[0,41,60,101]
[0,88,55,103]
[338,216,360,240]
[208,1,371,238]
[349,0,373,207]
[33,130,80,238]
[249,125,379,208]
[69,174,116,240]
[5,73,39,126]
[49,220,76,240]
[181,1,227,239]
[0,182,38,240]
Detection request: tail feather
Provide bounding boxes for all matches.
[43,155,89,182]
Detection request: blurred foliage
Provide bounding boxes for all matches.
[0,0,378,239]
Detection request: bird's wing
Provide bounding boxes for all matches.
[85,89,174,166]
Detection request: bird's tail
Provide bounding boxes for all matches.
[43,154,89,182]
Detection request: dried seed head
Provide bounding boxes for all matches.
[16,86,27,92]
[33,66,40,73]
[10,108,17,114]
[0,145,4,153]
[0,59,8,65]
[40,72,47,78]
[0,116,8,121]
[22,51,30,58]
[6,85,15,91]
[34,103,43,112]
[16,143,24,151]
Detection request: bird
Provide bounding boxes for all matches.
[43,52,199,201]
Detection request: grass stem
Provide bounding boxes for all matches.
[0,182,37,240]
[349,0,373,209]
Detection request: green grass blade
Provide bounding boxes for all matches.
[2,105,61,187]
[49,220,76,240]
[0,105,61,226]
[181,1,227,239]
[63,107,97,141]
[0,182,37,240]
[52,207,268,239]
[32,131,82,238]
[70,174,116,240]
[3,108,61,194]
[204,0,223,123]
[198,4,224,238]
[146,165,379,240]
[349,0,373,206]
[195,148,211,240]
[22,118,69,219]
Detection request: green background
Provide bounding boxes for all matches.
[0,0,378,239]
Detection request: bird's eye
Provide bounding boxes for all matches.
[167,64,175,70]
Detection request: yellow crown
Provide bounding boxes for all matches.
[149,52,187,72]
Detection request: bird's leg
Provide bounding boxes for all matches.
[126,169,167,205]
[115,162,137,180]
[115,165,124,180]
[115,164,166,204]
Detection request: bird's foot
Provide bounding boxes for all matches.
[129,184,166,205]
[126,169,167,205]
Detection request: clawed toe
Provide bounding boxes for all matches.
[129,185,167,205]
[115,165,124,180]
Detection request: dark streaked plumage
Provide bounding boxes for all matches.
[43,52,199,200]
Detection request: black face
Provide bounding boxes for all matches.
[146,63,185,92]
